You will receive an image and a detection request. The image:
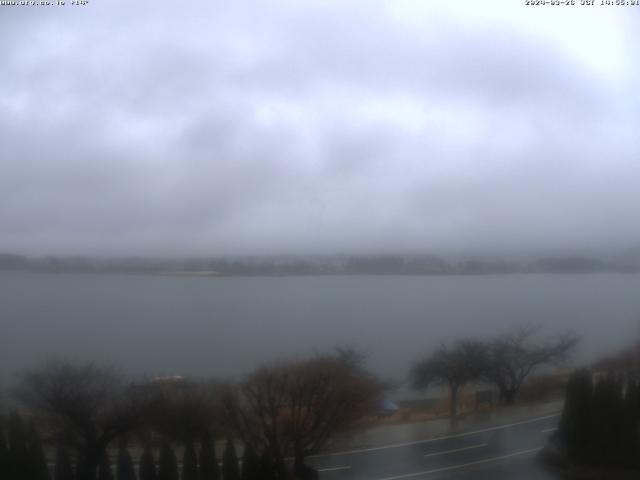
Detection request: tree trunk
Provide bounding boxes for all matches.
[501,387,517,405]
[449,384,459,428]
[77,449,100,480]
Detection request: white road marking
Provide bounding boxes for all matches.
[541,427,557,433]
[317,466,352,472]
[310,413,559,458]
[375,447,542,480]
[423,443,487,458]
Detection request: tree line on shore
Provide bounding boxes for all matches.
[2,252,639,276]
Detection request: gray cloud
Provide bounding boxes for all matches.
[1,0,639,256]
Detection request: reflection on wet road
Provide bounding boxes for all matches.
[310,413,561,480]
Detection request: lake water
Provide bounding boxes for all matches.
[2,272,640,385]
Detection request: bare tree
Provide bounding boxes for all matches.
[411,339,487,426]
[485,325,579,405]
[14,361,152,480]
[223,352,381,476]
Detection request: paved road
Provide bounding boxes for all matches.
[308,413,561,480]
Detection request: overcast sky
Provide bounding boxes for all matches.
[1,0,639,257]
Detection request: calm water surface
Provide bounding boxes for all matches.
[2,272,639,384]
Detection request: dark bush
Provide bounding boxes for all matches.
[182,441,198,480]
[198,433,219,480]
[240,444,259,480]
[558,370,640,469]
[221,440,239,480]
[98,453,114,480]
[0,422,9,480]
[27,423,51,480]
[53,445,74,480]
[139,443,156,480]
[116,442,136,480]
[8,411,30,480]
[157,441,178,480]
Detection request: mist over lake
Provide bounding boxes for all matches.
[3,271,639,385]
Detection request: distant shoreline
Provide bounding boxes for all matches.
[1,269,639,278]
[1,252,639,277]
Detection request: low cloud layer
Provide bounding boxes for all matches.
[1,1,639,256]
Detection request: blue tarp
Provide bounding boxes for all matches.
[377,398,399,413]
